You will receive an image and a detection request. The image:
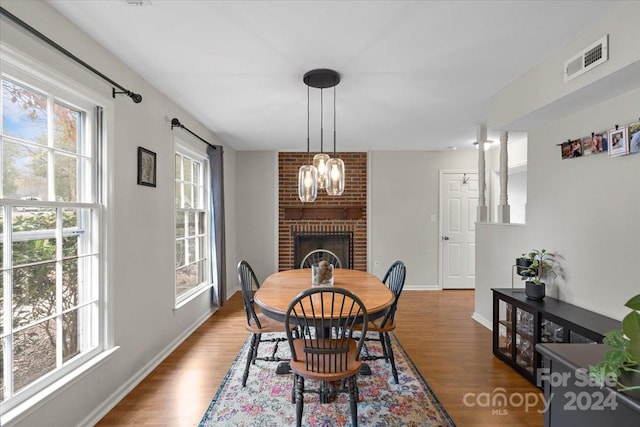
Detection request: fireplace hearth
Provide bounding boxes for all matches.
[294,232,352,269]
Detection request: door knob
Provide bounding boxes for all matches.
[442,236,450,241]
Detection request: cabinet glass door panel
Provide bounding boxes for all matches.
[516,308,534,338]
[497,300,513,358]
[541,318,564,343]
[492,289,618,388]
[569,330,596,344]
[515,308,534,374]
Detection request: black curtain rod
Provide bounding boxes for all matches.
[171,118,217,150]
[0,6,142,104]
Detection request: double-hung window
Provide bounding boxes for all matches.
[1,67,104,414]
[174,144,211,306]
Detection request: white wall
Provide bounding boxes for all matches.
[525,88,639,316]
[232,149,480,290]
[505,169,527,224]
[1,2,237,426]
[232,149,481,291]
[476,87,640,323]
[486,137,528,169]
[235,151,278,285]
[490,3,640,131]
[475,2,640,325]
[369,150,478,288]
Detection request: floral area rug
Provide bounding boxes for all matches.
[199,332,455,426]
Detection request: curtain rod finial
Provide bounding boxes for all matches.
[130,92,142,103]
[171,118,182,129]
[112,88,142,103]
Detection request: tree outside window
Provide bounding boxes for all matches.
[1,76,101,409]
[174,148,210,304]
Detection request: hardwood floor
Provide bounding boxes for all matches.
[97,290,543,426]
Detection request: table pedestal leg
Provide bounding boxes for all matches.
[359,363,372,375]
[276,362,290,375]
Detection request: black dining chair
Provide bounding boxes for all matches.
[284,287,368,427]
[354,260,406,383]
[300,249,342,269]
[237,260,293,386]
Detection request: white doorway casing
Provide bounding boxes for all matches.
[439,171,478,289]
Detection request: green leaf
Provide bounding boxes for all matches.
[627,326,640,364]
[589,363,608,387]
[622,311,640,341]
[629,339,640,363]
[622,311,640,362]
[604,349,629,366]
[625,294,640,311]
[599,359,621,381]
[591,294,640,393]
[603,329,629,350]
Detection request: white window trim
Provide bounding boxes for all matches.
[0,44,116,422]
[174,139,212,308]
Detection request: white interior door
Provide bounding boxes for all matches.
[440,172,478,289]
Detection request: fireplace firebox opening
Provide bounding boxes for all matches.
[293,232,353,269]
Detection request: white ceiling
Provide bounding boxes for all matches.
[48,0,623,152]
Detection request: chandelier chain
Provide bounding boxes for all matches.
[320,88,324,153]
[307,85,310,164]
[333,86,336,158]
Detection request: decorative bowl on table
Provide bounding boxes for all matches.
[311,261,334,286]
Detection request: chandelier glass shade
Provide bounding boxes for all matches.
[298,85,318,202]
[326,85,345,195]
[298,69,344,201]
[313,152,330,190]
[312,86,330,189]
[298,164,318,202]
[325,157,345,195]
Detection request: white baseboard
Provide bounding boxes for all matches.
[2,347,119,427]
[79,308,216,426]
[472,312,492,330]
[404,284,442,290]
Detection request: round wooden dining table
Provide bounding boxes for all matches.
[255,268,393,392]
[254,268,394,323]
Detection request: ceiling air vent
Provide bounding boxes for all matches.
[563,35,608,82]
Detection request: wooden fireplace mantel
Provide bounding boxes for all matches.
[283,206,364,220]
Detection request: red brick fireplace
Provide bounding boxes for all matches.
[278,152,367,271]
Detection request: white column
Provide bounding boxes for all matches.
[498,131,511,223]
[476,124,488,222]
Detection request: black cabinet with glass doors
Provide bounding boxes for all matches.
[492,288,620,387]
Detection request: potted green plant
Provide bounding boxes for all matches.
[589,294,640,392]
[515,254,535,277]
[520,249,556,300]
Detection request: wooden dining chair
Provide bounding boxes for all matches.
[284,287,368,427]
[237,260,293,386]
[300,249,342,269]
[354,260,406,383]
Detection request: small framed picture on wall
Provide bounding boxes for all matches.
[560,139,583,159]
[608,126,629,157]
[592,131,608,154]
[137,146,157,187]
[628,121,640,154]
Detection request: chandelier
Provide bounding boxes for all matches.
[298,69,345,202]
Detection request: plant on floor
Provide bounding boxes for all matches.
[589,294,640,392]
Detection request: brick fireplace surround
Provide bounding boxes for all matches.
[278,152,367,271]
